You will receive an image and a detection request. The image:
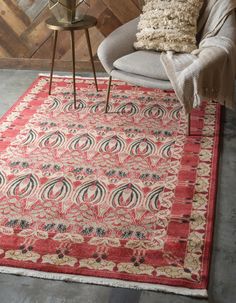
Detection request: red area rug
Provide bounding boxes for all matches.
[0,76,220,297]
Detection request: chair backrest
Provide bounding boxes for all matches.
[197,0,235,40]
[197,0,208,42]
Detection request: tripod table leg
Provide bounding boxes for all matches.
[85,29,98,92]
[71,30,77,109]
[49,30,58,95]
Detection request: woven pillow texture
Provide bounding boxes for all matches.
[134,0,204,53]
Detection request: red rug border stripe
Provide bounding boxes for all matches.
[204,103,221,289]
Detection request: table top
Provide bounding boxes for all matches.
[46,15,97,31]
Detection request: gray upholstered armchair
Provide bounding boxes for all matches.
[97,17,172,91]
[97,4,236,136]
[97,17,190,133]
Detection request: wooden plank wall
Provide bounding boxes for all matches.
[0,0,141,71]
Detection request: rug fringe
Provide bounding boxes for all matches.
[0,266,208,298]
[38,73,109,80]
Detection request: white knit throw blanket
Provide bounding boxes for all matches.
[161,0,236,114]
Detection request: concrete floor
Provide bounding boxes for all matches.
[0,69,235,303]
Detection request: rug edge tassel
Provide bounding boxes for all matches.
[0,266,208,298]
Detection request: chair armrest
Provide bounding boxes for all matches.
[97,17,139,74]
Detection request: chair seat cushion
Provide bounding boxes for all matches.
[113,50,169,81]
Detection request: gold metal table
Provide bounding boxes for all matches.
[46,15,98,108]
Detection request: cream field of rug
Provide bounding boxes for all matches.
[0,76,221,297]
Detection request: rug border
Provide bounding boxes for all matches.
[203,102,221,290]
[0,266,207,298]
[0,76,42,123]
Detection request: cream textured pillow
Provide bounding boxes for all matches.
[134,0,204,53]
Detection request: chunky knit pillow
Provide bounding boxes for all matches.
[134,0,204,53]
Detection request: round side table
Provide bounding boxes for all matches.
[46,15,98,109]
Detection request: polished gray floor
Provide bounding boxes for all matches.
[0,70,235,303]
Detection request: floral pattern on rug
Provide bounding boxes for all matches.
[0,76,220,291]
